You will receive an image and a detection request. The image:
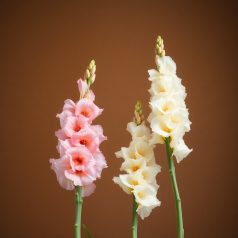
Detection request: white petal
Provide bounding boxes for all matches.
[150,116,171,138]
[133,184,161,208]
[133,140,155,162]
[155,56,176,75]
[137,202,161,219]
[173,139,192,163]
[113,176,131,194]
[149,132,164,145]
[148,69,160,81]
[115,150,123,159]
[119,173,146,189]
[120,158,147,173]
[117,145,137,160]
[140,165,161,183]
[127,122,151,141]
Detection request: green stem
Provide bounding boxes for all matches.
[75,186,83,238]
[165,137,184,238]
[132,195,138,238]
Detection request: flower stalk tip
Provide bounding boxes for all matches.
[84,59,96,87]
[156,36,165,57]
[134,101,144,126]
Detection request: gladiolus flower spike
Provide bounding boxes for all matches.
[50,60,107,238]
[113,101,161,238]
[148,36,192,238]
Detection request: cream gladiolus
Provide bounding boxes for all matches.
[146,36,192,238]
[148,53,192,163]
[113,102,161,220]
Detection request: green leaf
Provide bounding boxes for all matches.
[83,224,93,238]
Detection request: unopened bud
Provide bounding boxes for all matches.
[134,101,144,125]
[89,60,95,69]
[155,35,165,57]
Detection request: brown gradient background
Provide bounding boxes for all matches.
[1,1,238,237]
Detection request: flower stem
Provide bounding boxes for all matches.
[75,186,83,238]
[132,195,138,238]
[165,137,184,238]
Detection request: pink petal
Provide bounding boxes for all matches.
[75,98,102,123]
[87,90,95,101]
[77,79,88,98]
[90,125,107,143]
[82,183,96,197]
[62,115,88,138]
[63,147,98,186]
[55,129,68,140]
[57,110,74,128]
[56,139,72,157]
[93,152,107,178]
[50,157,74,190]
[71,127,100,154]
[65,170,96,186]
[63,99,76,114]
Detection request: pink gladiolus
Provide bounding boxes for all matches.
[50,75,107,197]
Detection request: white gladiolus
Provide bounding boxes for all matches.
[113,121,161,219]
[148,55,192,162]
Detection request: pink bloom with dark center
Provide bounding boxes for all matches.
[50,155,97,197]
[75,98,102,123]
[71,127,100,154]
[55,115,87,140]
[64,147,97,186]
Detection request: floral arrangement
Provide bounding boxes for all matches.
[50,60,107,238]
[50,36,192,238]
